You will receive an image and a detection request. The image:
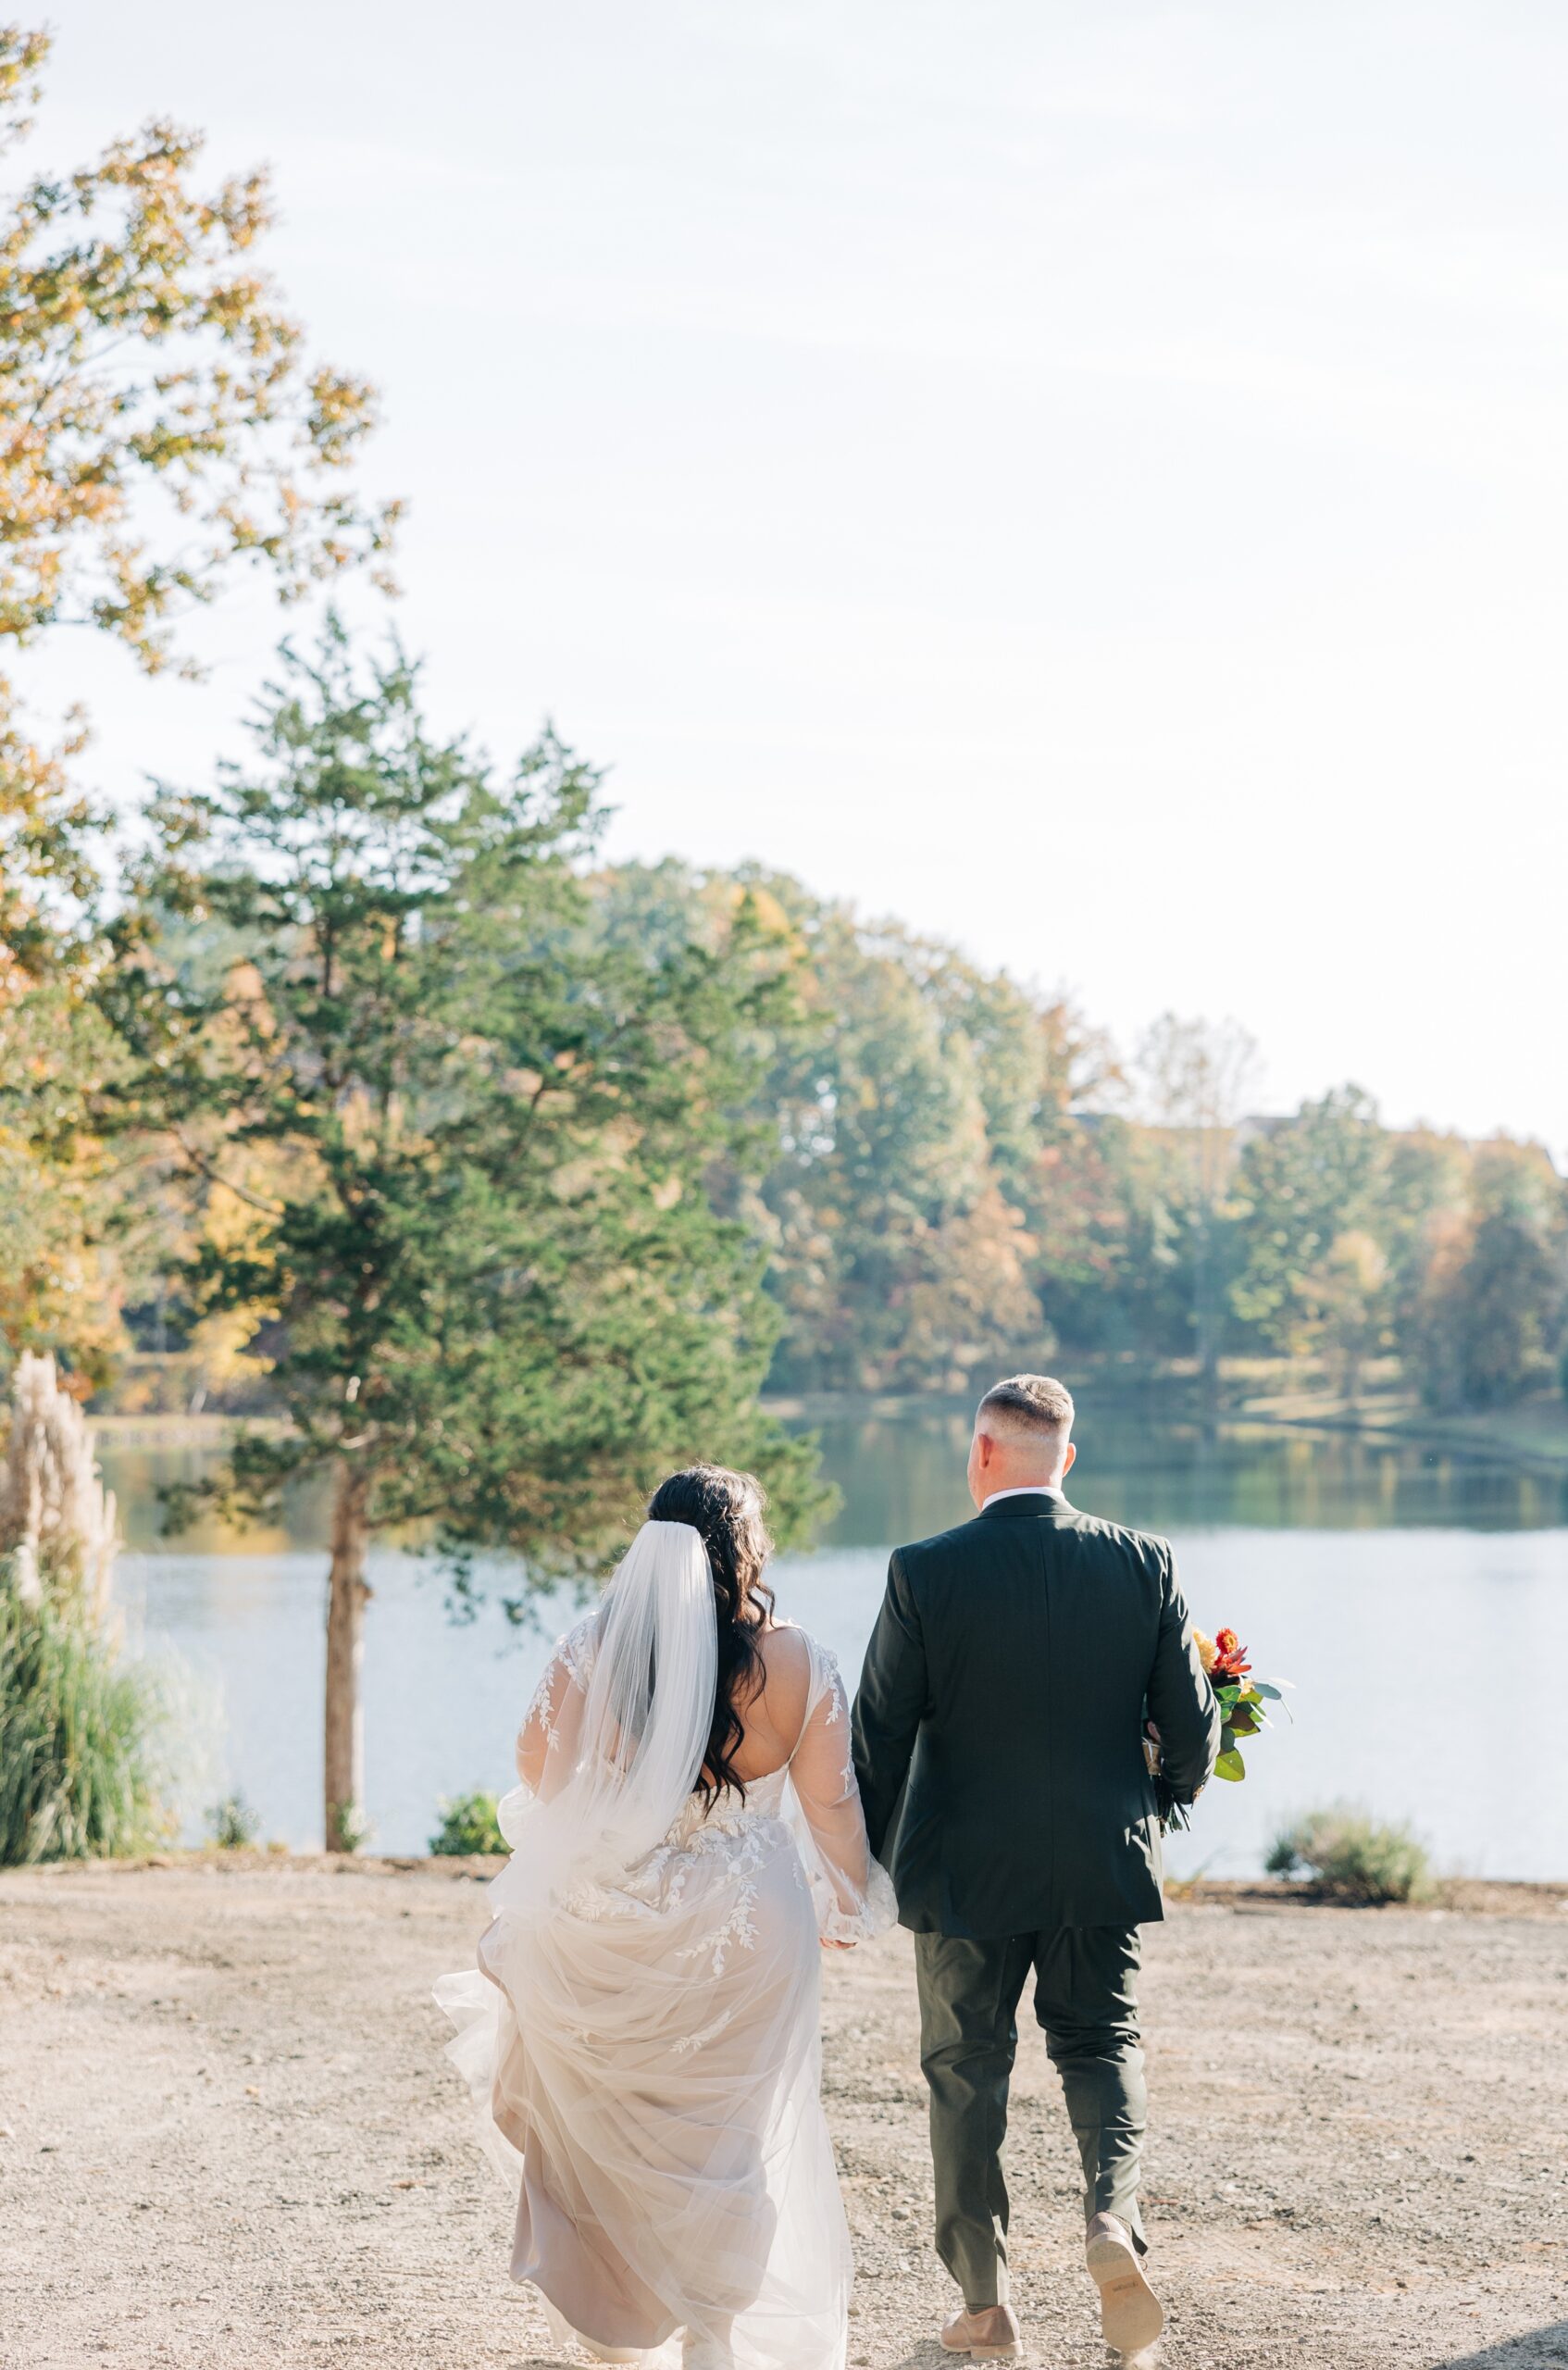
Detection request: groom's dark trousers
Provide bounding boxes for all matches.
[852,1491,1220,2311]
[914,1924,1145,2305]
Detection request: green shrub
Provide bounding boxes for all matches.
[429,1790,506,1856]
[205,1791,260,1850]
[331,1799,374,1854]
[1265,1803,1432,1904]
[0,1589,169,1864]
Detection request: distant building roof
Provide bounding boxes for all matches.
[1233,1113,1290,1145]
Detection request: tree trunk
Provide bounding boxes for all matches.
[324,1466,372,1852]
[1194,1206,1221,1411]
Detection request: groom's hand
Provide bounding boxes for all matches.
[1148,1715,1204,1802]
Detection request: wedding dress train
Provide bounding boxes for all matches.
[436,1523,893,2370]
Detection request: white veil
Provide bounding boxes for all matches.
[436,1515,890,2370]
[490,1519,718,1914]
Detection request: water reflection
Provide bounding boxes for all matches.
[806,1403,1568,1542]
[96,1407,1568,1873]
[100,1407,1568,1563]
[104,1445,332,1555]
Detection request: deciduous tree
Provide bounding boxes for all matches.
[1134,1013,1260,1391]
[0,25,393,1377]
[1409,1141,1566,1408]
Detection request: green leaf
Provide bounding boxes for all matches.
[1214,1747,1247,1782]
[1252,1681,1283,1701]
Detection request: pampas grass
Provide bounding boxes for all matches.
[0,1353,174,1863]
[0,1350,117,1621]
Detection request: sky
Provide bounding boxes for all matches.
[27,2,1568,1153]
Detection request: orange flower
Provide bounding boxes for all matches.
[1211,1626,1251,1678]
[1192,1627,1218,1674]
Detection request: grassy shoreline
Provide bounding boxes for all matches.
[1237,1390,1568,1469]
[765,1379,1568,1471]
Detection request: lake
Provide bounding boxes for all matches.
[100,1401,1568,1879]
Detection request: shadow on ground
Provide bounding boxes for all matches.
[1440,2329,1568,2368]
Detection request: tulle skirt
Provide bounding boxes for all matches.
[436,1802,852,2370]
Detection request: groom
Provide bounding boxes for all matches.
[852,1375,1220,2361]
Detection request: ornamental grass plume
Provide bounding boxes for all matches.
[0,1353,172,1863]
[0,1353,118,1627]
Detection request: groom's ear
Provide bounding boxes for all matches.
[1062,1441,1077,1477]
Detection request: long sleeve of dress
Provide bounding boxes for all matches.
[786,1641,897,1946]
[514,1616,597,1796]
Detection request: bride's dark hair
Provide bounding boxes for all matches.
[646,1463,775,1804]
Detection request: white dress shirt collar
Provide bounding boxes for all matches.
[980,1483,1064,1507]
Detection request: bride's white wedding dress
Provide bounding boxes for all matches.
[436,1522,894,2370]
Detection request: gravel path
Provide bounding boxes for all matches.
[2,1861,1565,2370]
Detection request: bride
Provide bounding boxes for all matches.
[436,1463,895,2370]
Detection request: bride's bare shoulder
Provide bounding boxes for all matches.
[757,1619,812,1671]
[753,1621,812,1719]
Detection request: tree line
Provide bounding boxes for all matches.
[588,866,1568,1412]
[28,656,1568,1430]
[11,625,1568,1443]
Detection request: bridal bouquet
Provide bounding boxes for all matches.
[1150,1626,1289,1835]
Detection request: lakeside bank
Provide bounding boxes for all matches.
[773,1375,1568,1475]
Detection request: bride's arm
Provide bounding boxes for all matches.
[788,1651,897,1947]
[515,1652,577,1791]
[515,1615,598,1791]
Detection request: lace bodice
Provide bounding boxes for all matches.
[516,1615,893,1946]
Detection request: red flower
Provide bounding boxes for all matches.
[1211,1627,1251,1678]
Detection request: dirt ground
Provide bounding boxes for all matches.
[2,1860,1565,2370]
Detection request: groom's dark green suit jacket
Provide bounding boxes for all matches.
[851,1491,1222,1937]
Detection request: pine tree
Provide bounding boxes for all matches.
[104,620,822,1848]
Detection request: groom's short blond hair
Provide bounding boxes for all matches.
[977,1373,1075,1441]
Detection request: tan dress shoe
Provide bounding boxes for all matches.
[940,2302,1022,2361]
[1085,2213,1164,2355]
